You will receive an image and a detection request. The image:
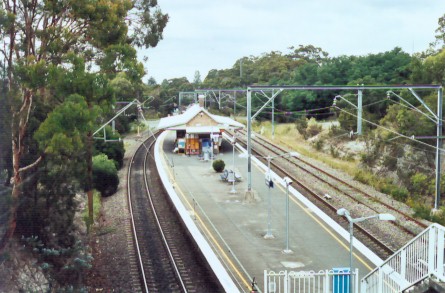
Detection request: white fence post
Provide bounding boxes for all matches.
[284,270,288,293]
[378,267,383,293]
[264,270,268,293]
[428,227,436,275]
[324,270,329,293]
[437,228,445,278]
[401,249,407,280]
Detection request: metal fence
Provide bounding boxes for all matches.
[361,223,445,293]
[264,269,359,293]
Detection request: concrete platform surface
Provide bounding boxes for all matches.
[159,131,374,292]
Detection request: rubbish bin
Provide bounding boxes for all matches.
[332,267,350,293]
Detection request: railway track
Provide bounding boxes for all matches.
[231,129,428,260]
[127,132,223,292]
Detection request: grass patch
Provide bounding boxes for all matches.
[129,122,147,134]
[253,122,359,177]
[96,226,117,236]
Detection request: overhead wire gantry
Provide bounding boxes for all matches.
[245,85,443,209]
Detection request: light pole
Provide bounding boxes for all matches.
[263,152,299,239]
[283,176,293,254]
[230,133,237,194]
[333,93,362,135]
[337,208,395,292]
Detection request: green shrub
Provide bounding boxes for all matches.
[328,124,343,137]
[431,208,445,226]
[212,159,225,172]
[295,116,308,139]
[413,203,432,219]
[313,139,324,151]
[410,173,431,196]
[306,118,322,137]
[382,155,397,171]
[354,170,372,185]
[343,152,355,162]
[390,186,409,202]
[378,181,393,195]
[94,127,125,169]
[330,145,339,158]
[92,154,119,196]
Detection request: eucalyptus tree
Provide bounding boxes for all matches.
[0,0,168,250]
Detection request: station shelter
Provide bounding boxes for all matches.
[157,103,244,156]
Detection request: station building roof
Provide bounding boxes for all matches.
[157,104,244,133]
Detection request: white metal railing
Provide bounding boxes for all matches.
[361,223,445,293]
[264,269,359,293]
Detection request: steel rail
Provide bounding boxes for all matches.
[242,129,427,233]
[231,131,395,257]
[127,135,155,293]
[142,134,188,292]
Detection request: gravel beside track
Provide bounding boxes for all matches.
[86,134,143,291]
[87,131,223,292]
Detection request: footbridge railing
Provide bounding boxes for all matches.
[361,223,445,293]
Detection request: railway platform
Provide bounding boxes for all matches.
[157,130,376,292]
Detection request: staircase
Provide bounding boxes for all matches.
[361,223,445,293]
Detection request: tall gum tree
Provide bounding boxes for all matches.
[0,0,168,250]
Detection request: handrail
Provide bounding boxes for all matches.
[361,223,445,292]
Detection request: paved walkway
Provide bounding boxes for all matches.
[159,131,373,292]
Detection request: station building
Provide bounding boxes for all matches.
[157,102,244,156]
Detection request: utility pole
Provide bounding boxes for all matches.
[357,89,363,135]
[435,88,443,210]
[272,89,275,139]
[247,87,252,192]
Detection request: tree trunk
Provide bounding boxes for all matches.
[86,131,94,226]
[0,146,21,250]
[0,90,33,251]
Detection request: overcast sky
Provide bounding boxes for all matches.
[140,0,445,83]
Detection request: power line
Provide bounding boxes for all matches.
[333,106,445,153]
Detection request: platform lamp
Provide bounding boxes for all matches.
[337,208,395,292]
[264,152,299,239]
[283,176,293,254]
[230,132,237,194]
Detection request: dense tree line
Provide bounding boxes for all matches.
[0,0,168,289]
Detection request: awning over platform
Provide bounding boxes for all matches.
[186,126,221,134]
[158,104,244,130]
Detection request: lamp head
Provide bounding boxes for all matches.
[283,176,293,186]
[337,208,349,217]
[378,214,396,221]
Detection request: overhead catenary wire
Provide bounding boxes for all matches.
[333,106,445,153]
